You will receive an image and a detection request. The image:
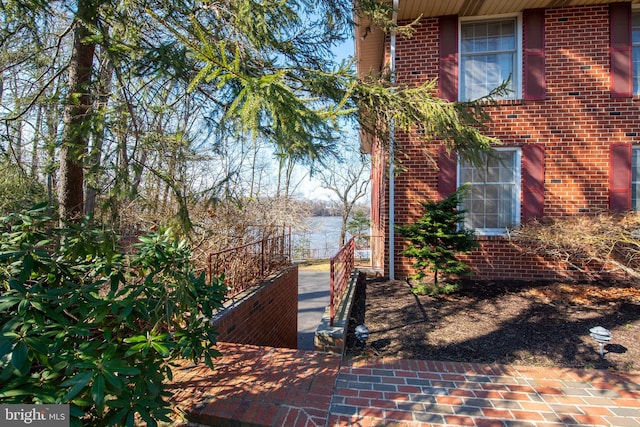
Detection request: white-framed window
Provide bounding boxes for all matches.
[633,10,640,95]
[459,15,521,101]
[632,147,640,210]
[458,148,522,235]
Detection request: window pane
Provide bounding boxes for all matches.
[633,12,640,44]
[634,46,640,95]
[462,53,514,100]
[459,167,472,182]
[487,166,501,181]
[459,150,519,231]
[485,189,498,212]
[487,21,515,50]
[632,148,640,210]
[499,164,515,181]
[485,184,498,200]
[460,18,516,100]
[484,215,499,229]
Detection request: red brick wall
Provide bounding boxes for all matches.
[212,265,298,349]
[375,5,640,281]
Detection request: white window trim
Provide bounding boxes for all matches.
[457,147,522,236]
[458,13,523,101]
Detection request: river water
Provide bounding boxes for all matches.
[292,216,343,260]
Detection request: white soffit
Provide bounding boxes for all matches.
[355,0,638,78]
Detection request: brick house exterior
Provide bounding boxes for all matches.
[358,1,640,281]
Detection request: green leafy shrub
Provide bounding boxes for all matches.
[0,205,225,426]
[396,187,478,286]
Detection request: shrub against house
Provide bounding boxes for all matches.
[396,187,478,287]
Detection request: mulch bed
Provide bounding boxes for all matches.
[345,277,640,371]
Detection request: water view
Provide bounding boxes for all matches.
[292,216,372,261]
[292,216,343,260]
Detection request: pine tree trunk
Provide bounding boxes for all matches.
[58,0,98,222]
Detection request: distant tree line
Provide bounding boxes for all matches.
[305,199,369,218]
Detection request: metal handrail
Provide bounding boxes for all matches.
[329,237,355,326]
[208,234,291,299]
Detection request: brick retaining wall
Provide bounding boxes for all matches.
[211,265,298,349]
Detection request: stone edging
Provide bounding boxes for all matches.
[314,269,364,354]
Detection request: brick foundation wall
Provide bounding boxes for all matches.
[374,5,640,281]
[458,237,627,282]
[211,265,298,349]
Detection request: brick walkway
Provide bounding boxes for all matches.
[332,358,640,427]
[169,343,341,426]
[169,342,640,427]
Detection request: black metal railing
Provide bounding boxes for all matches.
[208,234,291,299]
